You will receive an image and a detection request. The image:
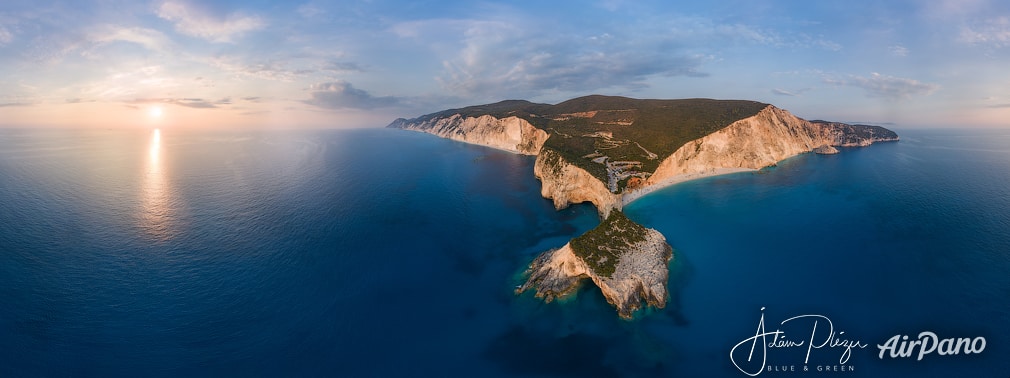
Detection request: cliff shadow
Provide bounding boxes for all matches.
[663,248,695,327]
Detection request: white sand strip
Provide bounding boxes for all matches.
[621,168,757,206]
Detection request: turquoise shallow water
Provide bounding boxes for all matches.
[0,127,1008,376]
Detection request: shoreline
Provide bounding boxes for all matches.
[403,125,759,208]
[621,168,757,206]
[396,127,539,156]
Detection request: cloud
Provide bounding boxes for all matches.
[0,102,30,107]
[0,26,12,45]
[889,45,909,57]
[923,0,991,19]
[13,24,169,66]
[960,17,1010,47]
[88,25,170,52]
[771,88,810,96]
[173,98,217,108]
[210,57,311,81]
[323,61,365,73]
[156,1,264,43]
[297,3,325,19]
[398,19,708,98]
[669,19,842,51]
[74,65,185,100]
[397,15,842,100]
[305,81,402,109]
[129,97,219,108]
[827,72,939,99]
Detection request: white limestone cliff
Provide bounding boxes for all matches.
[533,149,620,219]
[392,114,548,155]
[636,105,897,197]
[516,227,672,319]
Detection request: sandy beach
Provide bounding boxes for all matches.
[621,168,757,206]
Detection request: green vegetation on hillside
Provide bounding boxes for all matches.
[538,96,767,183]
[419,99,551,121]
[394,95,768,190]
[537,146,607,184]
[569,210,648,278]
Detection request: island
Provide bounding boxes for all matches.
[388,95,898,319]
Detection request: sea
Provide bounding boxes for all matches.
[0,126,1008,377]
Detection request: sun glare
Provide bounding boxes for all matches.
[148,106,163,119]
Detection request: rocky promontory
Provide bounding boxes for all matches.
[516,211,671,319]
[388,95,898,319]
[534,148,621,219]
[388,113,548,155]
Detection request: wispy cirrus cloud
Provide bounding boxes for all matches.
[209,56,312,82]
[824,72,939,99]
[88,25,171,52]
[322,61,365,74]
[960,17,1010,48]
[394,14,843,100]
[69,65,193,102]
[128,97,236,109]
[889,45,909,57]
[396,19,708,99]
[296,4,325,19]
[0,26,13,45]
[661,16,842,51]
[771,88,810,97]
[156,1,264,43]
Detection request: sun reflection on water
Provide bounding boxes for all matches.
[139,128,176,240]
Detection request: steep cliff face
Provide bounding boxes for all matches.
[645,105,898,187]
[390,112,617,217]
[812,120,900,147]
[516,220,672,319]
[533,148,620,219]
[390,114,548,155]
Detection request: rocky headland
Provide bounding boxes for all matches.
[388,113,548,155]
[517,211,671,319]
[388,95,898,319]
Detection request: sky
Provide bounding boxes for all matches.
[1,0,1010,128]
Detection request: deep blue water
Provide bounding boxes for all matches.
[0,127,1008,377]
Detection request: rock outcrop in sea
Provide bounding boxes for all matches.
[516,211,671,319]
[388,96,898,319]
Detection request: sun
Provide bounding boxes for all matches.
[148,106,163,119]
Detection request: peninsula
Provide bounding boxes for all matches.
[388,95,898,319]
